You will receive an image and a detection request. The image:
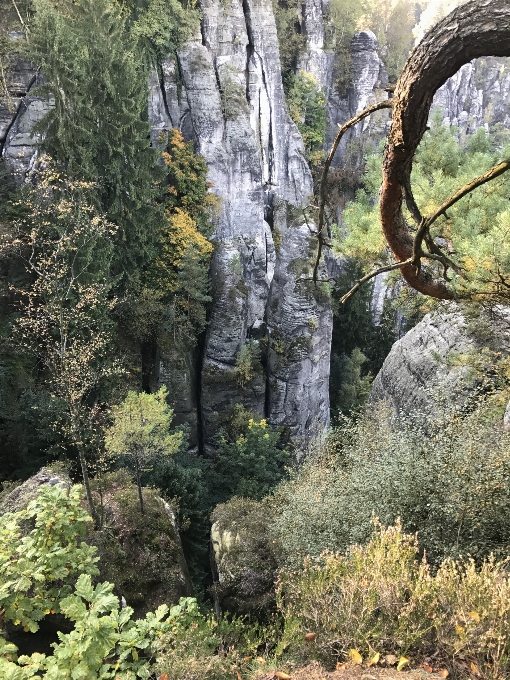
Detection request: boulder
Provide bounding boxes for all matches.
[0,467,192,617]
[210,496,278,617]
[369,303,510,419]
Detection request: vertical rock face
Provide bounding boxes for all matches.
[149,0,332,451]
[324,30,389,170]
[297,0,333,91]
[0,36,43,177]
[432,57,510,134]
[368,304,510,419]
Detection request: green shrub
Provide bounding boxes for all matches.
[271,398,510,569]
[0,482,204,679]
[213,417,290,505]
[286,71,326,170]
[0,484,99,633]
[153,601,266,680]
[234,341,263,387]
[211,497,279,616]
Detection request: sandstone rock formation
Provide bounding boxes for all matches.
[210,496,277,616]
[432,56,510,135]
[369,303,510,418]
[3,4,510,451]
[148,0,332,451]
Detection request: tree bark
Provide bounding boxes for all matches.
[134,454,145,515]
[380,0,510,299]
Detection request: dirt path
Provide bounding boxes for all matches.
[256,662,449,680]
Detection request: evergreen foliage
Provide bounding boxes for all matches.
[212,417,290,505]
[337,117,510,302]
[0,164,122,522]
[28,0,165,280]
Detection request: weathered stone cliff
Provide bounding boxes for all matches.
[149,0,332,450]
[369,303,510,419]
[2,4,510,448]
[2,0,332,452]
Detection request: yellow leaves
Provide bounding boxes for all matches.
[151,207,213,295]
[470,661,480,675]
[396,656,409,671]
[367,652,380,666]
[275,672,291,680]
[467,611,480,623]
[437,670,449,678]
[349,649,363,664]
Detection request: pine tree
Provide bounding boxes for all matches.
[29,0,164,281]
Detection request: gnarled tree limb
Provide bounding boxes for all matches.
[313,99,394,284]
[338,258,412,305]
[381,0,510,299]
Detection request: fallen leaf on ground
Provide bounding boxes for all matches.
[420,664,433,673]
[438,670,449,678]
[397,657,410,671]
[159,675,169,680]
[470,661,480,675]
[468,611,480,623]
[305,632,316,642]
[349,649,363,664]
[336,662,346,671]
[236,672,242,680]
[275,672,291,680]
[368,652,380,666]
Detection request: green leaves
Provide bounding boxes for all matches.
[0,484,99,633]
[337,116,510,302]
[0,483,201,678]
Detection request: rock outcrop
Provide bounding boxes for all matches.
[149,0,332,450]
[432,56,510,134]
[0,467,192,617]
[0,35,44,178]
[324,30,389,170]
[210,496,277,616]
[369,303,510,418]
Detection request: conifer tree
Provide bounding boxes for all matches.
[28,0,165,281]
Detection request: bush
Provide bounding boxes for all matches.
[213,417,290,506]
[277,521,510,679]
[0,483,193,679]
[211,497,279,617]
[153,603,265,680]
[271,398,510,569]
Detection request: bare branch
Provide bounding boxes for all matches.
[312,99,394,284]
[338,258,412,305]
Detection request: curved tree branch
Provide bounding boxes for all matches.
[380,0,510,299]
[339,258,412,305]
[313,99,393,284]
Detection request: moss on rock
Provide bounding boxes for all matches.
[210,497,278,617]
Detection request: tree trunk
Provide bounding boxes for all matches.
[380,0,510,298]
[76,440,100,528]
[134,455,145,515]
